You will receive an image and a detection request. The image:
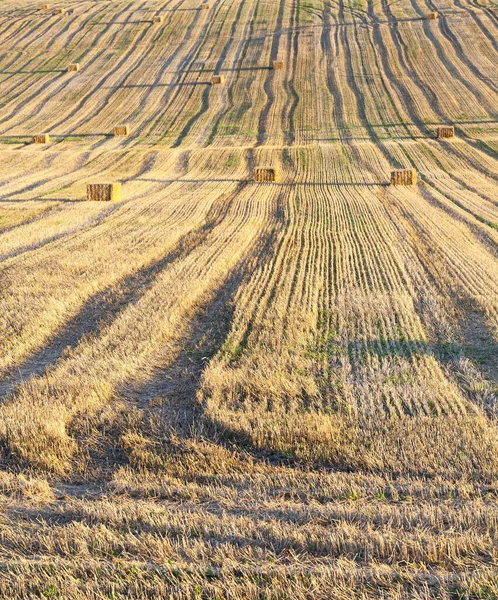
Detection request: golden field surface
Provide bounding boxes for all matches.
[0,0,497,597]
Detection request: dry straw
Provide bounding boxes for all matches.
[272,60,284,70]
[87,183,122,202]
[67,63,80,72]
[426,11,438,19]
[437,125,454,139]
[391,169,417,186]
[254,167,278,182]
[211,75,225,85]
[32,134,50,144]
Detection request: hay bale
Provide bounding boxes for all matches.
[54,8,65,14]
[113,125,130,136]
[32,134,50,144]
[437,125,454,139]
[67,63,80,72]
[40,4,50,9]
[426,11,438,19]
[152,15,164,23]
[211,75,225,85]
[87,183,122,202]
[254,167,278,182]
[390,169,417,186]
[272,60,284,70]
[202,3,211,9]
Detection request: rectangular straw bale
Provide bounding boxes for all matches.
[54,8,65,14]
[254,167,278,182]
[426,11,438,19]
[391,169,417,186]
[113,125,130,136]
[32,134,50,144]
[153,15,164,23]
[40,4,50,9]
[437,125,454,139]
[272,60,284,70]
[87,183,122,202]
[202,3,211,8]
[211,75,225,85]
[67,63,80,72]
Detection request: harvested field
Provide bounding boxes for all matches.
[0,0,497,598]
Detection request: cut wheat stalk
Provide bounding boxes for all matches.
[86,183,122,202]
[391,169,417,186]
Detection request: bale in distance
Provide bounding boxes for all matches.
[272,60,284,70]
[426,11,438,19]
[391,169,417,186]
[40,4,50,9]
[202,3,211,9]
[437,125,455,139]
[54,8,65,14]
[67,63,80,72]
[32,134,50,144]
[87,183,122,202]
[152,15,164,23]
[254,167,278,182]
[113,125,130,136]
[211,75,225,85]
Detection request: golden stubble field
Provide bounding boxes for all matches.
[0,0,497,597]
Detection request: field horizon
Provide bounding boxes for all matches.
[0,0,497,597]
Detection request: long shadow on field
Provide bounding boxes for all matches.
[0,70,66,74]
[0,186,245,400]
[120,251,285,441]
[136,177,389,187]
[91,20,152,26]
[72,192,286,474]
[0,133,112,147]
[204,327,498,462]
[155,7,201,10]
[104,82,211,89]
[163,67,273,74]
[345,337,497,382]
[116,265,242,437]
[316,135,429,141]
